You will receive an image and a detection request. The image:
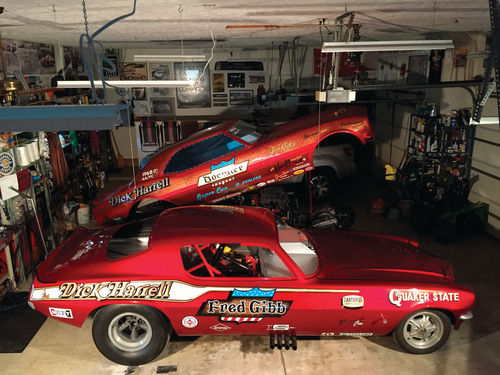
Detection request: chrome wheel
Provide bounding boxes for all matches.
[108,312,153,352]
[311,175,330,200]
[402,311,444,350]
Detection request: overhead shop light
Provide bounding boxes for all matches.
[133,54,206,62]
[321,40,454,53]
[57,80,194,88]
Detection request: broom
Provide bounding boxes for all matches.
[110,131,126,169]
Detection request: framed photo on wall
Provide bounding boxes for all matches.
[151,98,175,115]
[212,72,225,92]
[174,61,211,108]
[150,63,173,97]
[229,90,253,105]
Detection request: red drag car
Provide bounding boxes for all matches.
[93,106,373,224]
[30,206,474,365]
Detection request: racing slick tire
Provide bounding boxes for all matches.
[393,309,451,354]
[92,305,172,365]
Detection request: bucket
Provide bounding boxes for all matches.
[77,205,91,225]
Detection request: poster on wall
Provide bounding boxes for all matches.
[227,72,245,88]
[151,97,175,115]
[121,63,147,80]
[63,46,84,72]
[249,75,265,84]
[131,88,147,101]
[174,62,211,108]
[407,55,428,84]
[1,39,56,75]
[212,73,225,92]
[150,63,172,97]
[230,90,253,105]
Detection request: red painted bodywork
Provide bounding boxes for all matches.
[30,206,474,338]
[93,106,374,224]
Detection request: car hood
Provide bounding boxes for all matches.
[36,226,115,282]
[308,229,454,283]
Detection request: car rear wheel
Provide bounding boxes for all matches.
[92,305,171,365]
[393,309,451,354]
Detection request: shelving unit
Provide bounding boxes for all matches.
[404,111,475,205]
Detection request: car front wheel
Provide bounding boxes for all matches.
[92,305,172,365]
[393,309,451,354]
[309,168,337,202]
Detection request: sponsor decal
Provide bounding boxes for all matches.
[141,168,158,181]
[49,307,73,319]
[389,289,460,307]
[303,131,319,139]
[57,281,172,301]
[340,120,365,129]
[210,323,231,331]
[293,169,304,175]
[339,319,364,327]
[182,316,198,328]
[109,178,169,207]
[0,151,15,176]
[236,175,261,187]
[197,190,215,201]
[256,182,266,188]
[339,332,373,337]
[342,295,364,309]
[321,332,335,336]
[291,163,311,172]
[267,324,291,331]
[198,157,248,187]
[32,281,359,303]
[268,141,296,156]
[197,287,291,324]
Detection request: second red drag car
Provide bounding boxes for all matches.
[93,106,373,224]
[30,205,474,365]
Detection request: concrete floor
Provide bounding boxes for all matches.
[2,174,500,374]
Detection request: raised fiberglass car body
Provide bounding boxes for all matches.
[30,205,474,365]
[93,105,373,224]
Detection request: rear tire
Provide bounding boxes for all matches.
[393,309,451,354]
[92,305,171,365]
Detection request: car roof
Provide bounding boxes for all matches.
[150,205,278,246]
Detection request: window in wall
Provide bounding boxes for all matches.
[164,134,245,173]
[180,243,292,278]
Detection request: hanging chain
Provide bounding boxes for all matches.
[82,0,90,35]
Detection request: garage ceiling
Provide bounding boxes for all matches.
[0,0,492,49]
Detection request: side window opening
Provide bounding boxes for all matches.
[164,134,245,174]
[278,225,319,276]
[180,243,292,278]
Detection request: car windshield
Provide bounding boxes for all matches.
[278,224,318,276]
[164,134,245,173]
[228,120,262,144]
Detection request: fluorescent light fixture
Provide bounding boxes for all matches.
[321,40,454,53]
[57,80,194,88]
[133,54,206,62]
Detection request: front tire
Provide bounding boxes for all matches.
[309,168,337,202]
[393,309,451,354]
[92,305,172,365]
